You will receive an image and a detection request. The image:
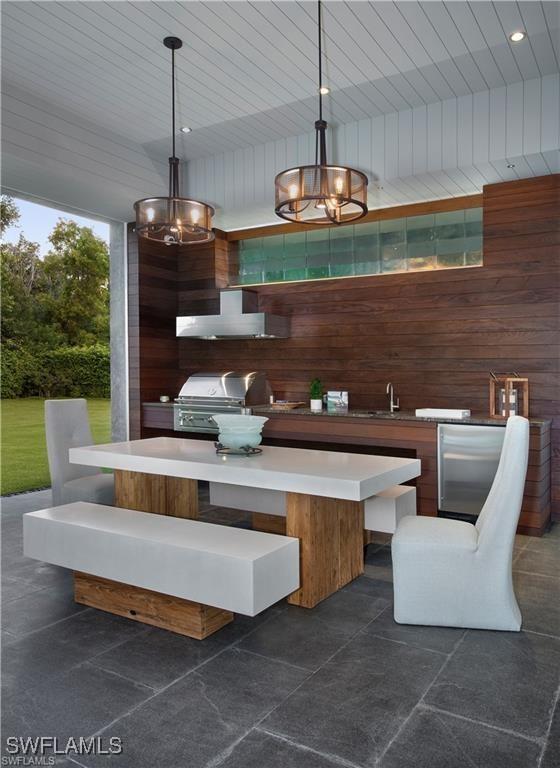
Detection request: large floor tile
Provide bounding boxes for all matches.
[3,662,152,744]
[541,699,560,768]
[378,707,540,768]
[425,630,560,739]
[40,608,147,657]
[91,625,235,690]
[239,609,355,672]
[514,571,560,637]
[2,632,90,690]
[84,649,307,768]
[304,578,392,633]
[514,544,560,579]
[239,579,392,672]
[527,523,560,546]
[263,631,445,767]
[365,545,392,568]
[90,607,284,689]
[1,489,52,515]
[220,729,346,768]
[2,589,88,637]
[365,605,464,655]
[1,576,46,603]
[5,559,74,590]
[191,648,309,727]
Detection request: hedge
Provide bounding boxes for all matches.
[1,343,110,399]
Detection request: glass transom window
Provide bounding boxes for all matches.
[233,207,482,286]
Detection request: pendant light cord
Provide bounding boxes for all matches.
[317,0,323,122]
[171,47,176,160]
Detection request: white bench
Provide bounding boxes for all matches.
[364,485,416,534]
[210,482,417,535]
[23,502,299,638]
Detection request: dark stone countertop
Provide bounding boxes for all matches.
[252,406,551,428]
[142,402,550,428]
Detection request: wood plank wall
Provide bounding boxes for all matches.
[128,226,229,437]
[127,224,180,439]
[482,176,559,521]
[173,175,560,519]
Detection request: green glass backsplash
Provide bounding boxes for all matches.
[234,207,482,285]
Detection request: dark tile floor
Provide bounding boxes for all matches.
[1,489,559,768]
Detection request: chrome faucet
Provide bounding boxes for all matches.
[386,382,400,413]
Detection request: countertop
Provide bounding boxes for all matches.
[142,402,550,427]
[252,406,550,427]
[70,436,420,501]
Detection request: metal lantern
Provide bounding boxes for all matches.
[134,37,214,245]
[274,2,368,225]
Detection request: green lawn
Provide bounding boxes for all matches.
[1,398,111,495]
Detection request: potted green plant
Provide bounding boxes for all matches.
[309,378,323,413]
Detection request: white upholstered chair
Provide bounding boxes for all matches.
[391,415,529,631]
[45,399,114,506]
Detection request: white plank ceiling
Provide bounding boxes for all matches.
[1,1,559,227]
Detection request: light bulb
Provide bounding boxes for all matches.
[509,31,525,42]
[319,86,329,95]
[289,184,298,198]
[191,208,200,225]
[334,177,344,195]
[146,207,155,222]
[315,201,326,209]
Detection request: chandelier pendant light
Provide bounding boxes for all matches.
[274,1,368,225]
[134,37,214,245]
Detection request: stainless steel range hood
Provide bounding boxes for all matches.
[176,289,289,340]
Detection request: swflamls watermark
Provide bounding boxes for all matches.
[2,736,123,764]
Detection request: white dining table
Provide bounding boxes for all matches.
[71,437,421,608]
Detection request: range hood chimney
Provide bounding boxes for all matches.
[176,289,289,340]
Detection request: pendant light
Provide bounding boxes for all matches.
[274,1,368,225]
[134,37,214,245]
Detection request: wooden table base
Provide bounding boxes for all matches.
[114,470,198,518]
[252,512,287,535]
[76,471,365,632]
[74,572,233,640]
[286,493,364,609]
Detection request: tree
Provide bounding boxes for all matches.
[0,195,19,234]
[1,198,45,344]
[1,200,111,398]
[41,219,109,346]
[1,235,46,344]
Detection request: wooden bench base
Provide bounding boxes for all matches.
[74,572,233,640]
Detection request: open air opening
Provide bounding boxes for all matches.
[1,195,112,495]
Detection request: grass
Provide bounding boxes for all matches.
[1,398,111,495]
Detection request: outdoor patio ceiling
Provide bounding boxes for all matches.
[1,1,558,227]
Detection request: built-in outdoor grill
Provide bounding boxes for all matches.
[174,371,271,433]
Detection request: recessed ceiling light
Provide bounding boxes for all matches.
[509,31,525,42]
[507,163,516,169]
[180,126,192,134]
[318,86,329,95]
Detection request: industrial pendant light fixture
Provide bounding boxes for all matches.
[134,37,214,245]
[274,1,368,225]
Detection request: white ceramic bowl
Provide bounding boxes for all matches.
[212,415,268,450]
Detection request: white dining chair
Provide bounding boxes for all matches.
[45,399,114,506]
[391,415,530,631]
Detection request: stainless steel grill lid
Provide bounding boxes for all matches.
[176,371,270,405]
